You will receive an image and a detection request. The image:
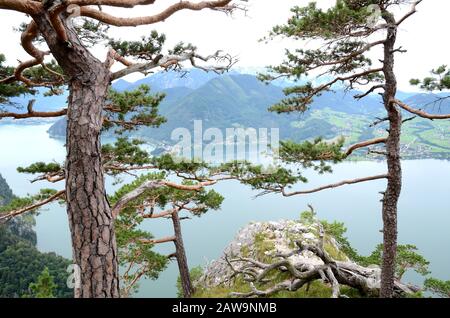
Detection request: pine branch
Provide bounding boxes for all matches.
[80,0,234,27]
[282,174,388,197]
[111,180,216,218]
[138,236,176,244]
[0,190,65,223]
[0,0,41,14]
[111,51,235,80]
[0,100,67,120]
[344,138,387,158]
[396,0,423,26]
[394,99,450,120]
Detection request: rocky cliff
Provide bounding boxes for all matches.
[0,174,13,206]
[193,217,418,298]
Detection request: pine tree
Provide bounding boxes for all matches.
[0,135,231,298]
[242,0,448,297]
[27,267,57,298]
[424,278,450,298]
[0,0,242,298]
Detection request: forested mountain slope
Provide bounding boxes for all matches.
[0,176,72,298]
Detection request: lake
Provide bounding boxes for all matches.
[0,123,449,297]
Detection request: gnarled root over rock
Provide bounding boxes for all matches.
[226,241,420,298]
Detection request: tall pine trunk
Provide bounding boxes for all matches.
[172,211,193,298]
[35,14,120,298]
[65,76,120,298]
[380,12,402,298]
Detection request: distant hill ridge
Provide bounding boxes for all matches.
[47,72,389,141]
[2,69,448,158]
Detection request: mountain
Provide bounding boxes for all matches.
[126,68,221,91]
[396,91,419,100]
[49,73,385,142]
[0,174,13,206]
[47,85,195,138]
[403,93,450,114]
[48,73,389,142]
[309,90,383,115]
[144,74,287,140]
[112,79,133,92]
[47,72,450,159]
[11,68,447,159]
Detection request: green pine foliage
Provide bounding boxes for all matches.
[0,54,34,105]
[279,137,346,169]
[424,278,450,298]
[110,173,170,295]
[411,65,450,91]
[102,138,153,173]
[0,189,61,216]
[268,1,376,40]
[213,136,346,196]
[319,215,430,280]
[109,31,166,61]
[357,244,430,280]
[17,162,62,174]
[104,85,167,134]
[109,172,224,296]
[25,267,57,298]
[258,0,386,114]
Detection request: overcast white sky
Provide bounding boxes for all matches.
[0,0,448,91]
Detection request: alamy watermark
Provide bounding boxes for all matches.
[170,120,280,164]
[66,264,81,290]
[366,4,382,27]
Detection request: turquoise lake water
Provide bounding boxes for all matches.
[0,123,449,297]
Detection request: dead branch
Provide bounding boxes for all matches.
[105,48,133,69]
[344,137,387,158]
[80,0,234,27]
[354,84,385,99]
[0,0,41,14]
[281,174,388,197]
[370,116,389,127]
[111,51,235,80]
[30,171,65,184]
[0,100,67,120]
[394,99,450,120]
[396,0,423,26]
[67,0,156,7]
[139,236,176,244]
[0,190,66,223]
[142,208,177,219]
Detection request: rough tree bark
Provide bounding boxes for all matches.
[172,210,193,298]
[0,0,238,299]
[34,13,120,298]
[380,11,402,298]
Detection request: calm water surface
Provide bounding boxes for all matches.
[0,123,449,297]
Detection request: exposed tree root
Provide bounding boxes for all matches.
[226,241,420,298]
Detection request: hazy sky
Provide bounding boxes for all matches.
[0,0,448,91]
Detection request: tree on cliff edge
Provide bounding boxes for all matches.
[0,0,241,298]
[250,0,449,297]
